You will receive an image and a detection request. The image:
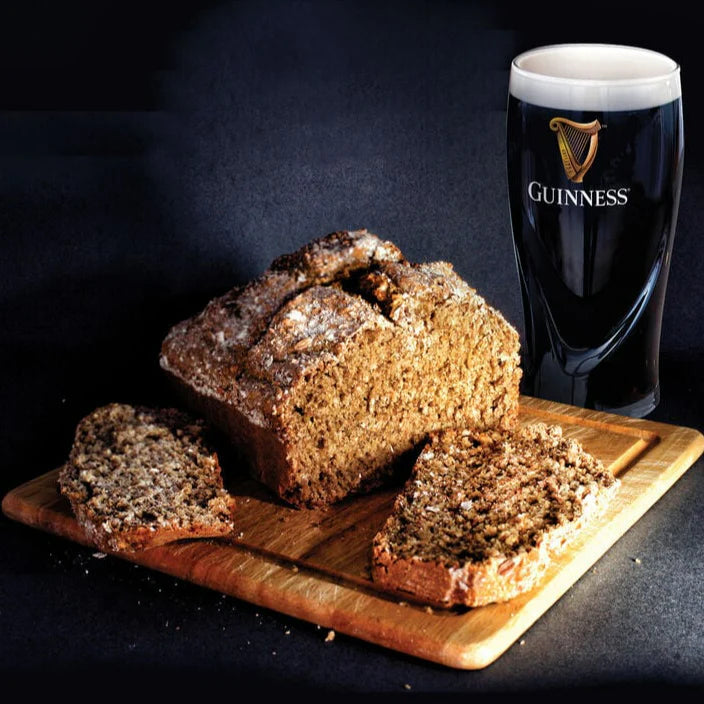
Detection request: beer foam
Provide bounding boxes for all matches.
[510,44,681,111]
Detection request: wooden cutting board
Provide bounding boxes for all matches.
[3,396,703,669]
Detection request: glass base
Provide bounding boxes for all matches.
[593,385,660,418]
[527,357,661,419]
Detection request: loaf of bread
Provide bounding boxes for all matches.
[160,230,522,508]
[371,423,619,607]
[58,403,236,552]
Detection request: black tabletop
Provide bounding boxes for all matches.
[2,1,703,697]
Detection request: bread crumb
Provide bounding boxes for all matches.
[398,601,408,607]
[404,684,412,691]
[325,629,335,643]
[284,629,291,636]
[92,552,107,559]
[291,565,299,573]
[519,639,526,646]
[424,606,433,614]
[632,557,642,564]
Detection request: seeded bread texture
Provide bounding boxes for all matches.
[371,423,619,607]
[58,403,236,552]
[160,230,521,508]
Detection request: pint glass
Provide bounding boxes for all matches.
[507,44,683,417]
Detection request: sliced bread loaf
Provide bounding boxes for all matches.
[160,230,521,508]
[58,403,236,552]
[371,423,619,607]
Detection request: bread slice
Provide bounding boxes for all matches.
[58,403,236,552]
[160,230,521,508]
[371,423,619,607]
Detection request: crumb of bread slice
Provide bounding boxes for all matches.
[58,403,235,552]
[371,423,619,607]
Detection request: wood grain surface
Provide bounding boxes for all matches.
[3,396,703,669]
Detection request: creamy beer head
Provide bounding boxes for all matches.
[510,44,681,111]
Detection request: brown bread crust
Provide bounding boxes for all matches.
[160,230,522,508]
[371,424,619,607]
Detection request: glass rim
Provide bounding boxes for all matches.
[511,43,680,88]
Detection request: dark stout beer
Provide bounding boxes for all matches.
[507,45,683,416]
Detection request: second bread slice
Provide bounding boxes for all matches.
[371,423,619,607]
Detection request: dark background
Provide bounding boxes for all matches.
[2,0,703,696]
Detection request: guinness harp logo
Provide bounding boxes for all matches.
[549,117,602,183]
